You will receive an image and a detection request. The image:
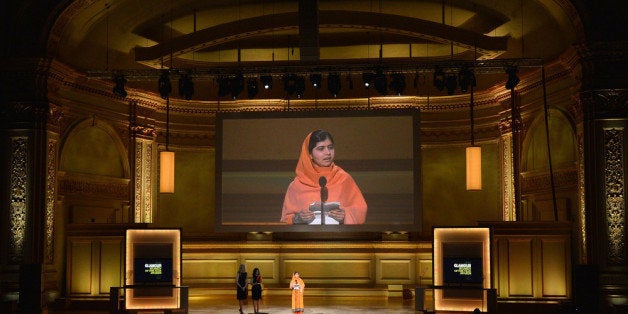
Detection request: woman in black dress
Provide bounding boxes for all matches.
[251,268,263,313]
[236,264,248,314]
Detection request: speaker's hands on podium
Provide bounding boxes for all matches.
[327,208,345,223]
[292,210,315,224]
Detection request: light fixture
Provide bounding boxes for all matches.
[466,79,481,190]
[309,73,322,88]
[505,66,520,90]
[230,73,244,99]
[247,78,259,98]
[433,66,445,91]
[160,92,174,193]
[445,74,457,95]
[217,77,230,97]
[113,75,127,98]
[260,75,273,90]
[158,70,172,100]
[458,67,476,93]
[294,75,305,98]
[178,74,194,100]
[373,69,387,95]
[389,73,406,96]
[327,73,341,97]
[362,72,374,88]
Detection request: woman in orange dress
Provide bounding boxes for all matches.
[280,130,367,225]
[290,271,305,314]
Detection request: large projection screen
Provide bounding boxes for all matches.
[215,108,421,233]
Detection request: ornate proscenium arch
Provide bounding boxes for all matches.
[134,11,509,68]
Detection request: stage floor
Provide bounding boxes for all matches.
[50,295,424,313]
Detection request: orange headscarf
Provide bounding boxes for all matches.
[280,132,367,224]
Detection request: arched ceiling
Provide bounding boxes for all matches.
[49,0,581,100]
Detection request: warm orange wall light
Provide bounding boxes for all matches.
[466,146,482,190]
[160,151,175,193]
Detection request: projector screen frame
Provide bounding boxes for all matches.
[214,108,422,234]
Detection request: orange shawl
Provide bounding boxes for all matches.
[280,132,367,224]
[290,273,305,312]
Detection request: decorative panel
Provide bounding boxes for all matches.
[541,239,568,297]
[508,239,533,296]
[502,133,515,221]
[45,137,58,264]
[379,259,413,281]
[603,128,625,265]
[69,241,93,295]
[9,136,29,263]
[134,139,153,223]
[99,239,124,294]
[182,259,240,283]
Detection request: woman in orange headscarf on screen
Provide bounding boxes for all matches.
[290,271,305,314]
[280,130,367,225]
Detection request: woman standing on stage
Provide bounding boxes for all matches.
[236,264,248,314]
[290,271,305,314]
[251,267,263,314]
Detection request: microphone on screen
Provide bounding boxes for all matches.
[319,176,328,224]
[319,176,328,203]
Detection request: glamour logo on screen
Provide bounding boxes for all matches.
[144,263,163,275]
[453,263,472,275]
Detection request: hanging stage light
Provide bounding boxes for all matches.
[230,73,244,99]
[445,74,458,95]
[373,69,387,95]
[505,66,520,90]
[458,67,476,93]
[309,73,322,88]
[178,74,194,100]
[247,77,259,98]
[327,73,341,97]
[158,70,172,99]
[217,77,230,98]
[433,66,446,92]
[112,75,127,98]
[260,75,273,90]
[362,72,374,88]
[389,73,406,96]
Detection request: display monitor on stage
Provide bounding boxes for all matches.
[215,108,421,233]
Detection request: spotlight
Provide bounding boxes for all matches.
[217,77,230,98]
[230,73,244,99]
[327,73,341,98]
[294,75,305,98]
[178,74,194,100]
[247,78,259,98]
[309,73,322,88]
[283,74,296,95]
[112,75,127,98]
[505,66,520,90]
[373,69,387,95]
[260,75,273,90]
[283,74,305,98]
[445,74,457,95]
[158,70,172,99]
[389,73,406,96]
[458,67,476,93]
[433,66,445,92]
[362,72,374,88]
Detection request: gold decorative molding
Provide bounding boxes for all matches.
[521,167,578,194]
[58,172,130,200]
[133,139,153,223]
[9,137,29,263]
[603,128,625,265]
[45,138,58,264]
